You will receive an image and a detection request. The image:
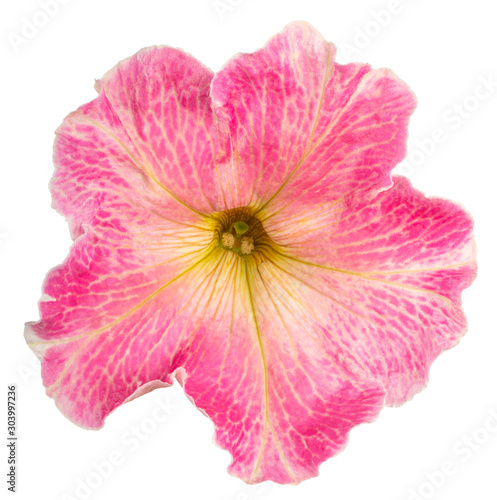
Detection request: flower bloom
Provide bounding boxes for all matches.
[25,22,476,484]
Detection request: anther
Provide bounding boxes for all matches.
[222,233,235,248]
[240,237,254,255]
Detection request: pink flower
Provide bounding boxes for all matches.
[25,22,476,484]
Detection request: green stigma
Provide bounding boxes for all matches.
[234,221,249,237]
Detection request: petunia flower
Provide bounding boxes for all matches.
[25,22,476,484]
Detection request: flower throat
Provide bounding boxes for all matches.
[214,207,272,257]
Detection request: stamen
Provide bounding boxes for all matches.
[222,233,235,248]
[240,237,254,255]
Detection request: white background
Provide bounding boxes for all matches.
[1,1,496,499]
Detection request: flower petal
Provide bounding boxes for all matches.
[25,201,216,427]
[210,21,416,212]
[176,253,385,484]
[264,176,476,405]
[51,52,217,239]
[95,46,230,214]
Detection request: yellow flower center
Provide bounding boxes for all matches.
[213,206,273,259]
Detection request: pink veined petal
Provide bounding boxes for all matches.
[97,45,231,213]
[51,86,207,240]
[264,176,477,405]
[210,21,416,214]
[51,46,225,238]
[24,201,216,427]
[168,251,385,484]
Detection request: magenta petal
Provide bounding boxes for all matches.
[96,46,230,214]
[267,176,476,405]
[211,21,416,213]
[24,203,215,428]
[179,255,385,482]
[51,61,214,239]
